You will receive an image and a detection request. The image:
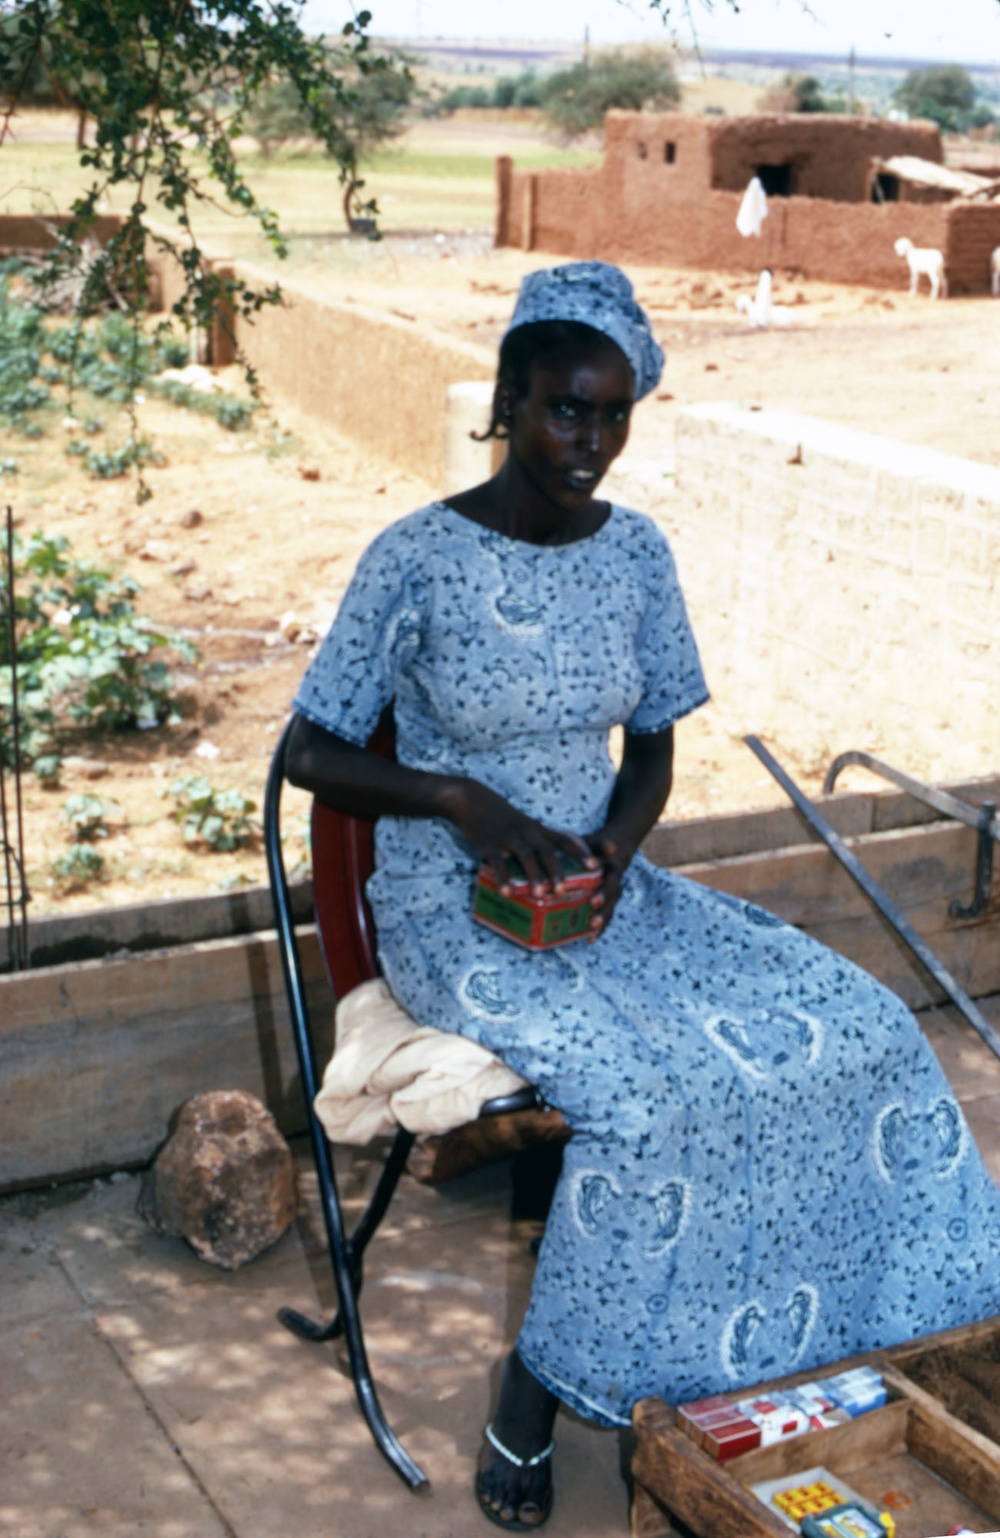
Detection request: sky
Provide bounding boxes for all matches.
[302,0,1000,66]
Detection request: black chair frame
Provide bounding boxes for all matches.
[264,718,543,1490]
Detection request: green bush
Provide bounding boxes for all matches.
[51,843,106,885]
[167,775,260,851]
[0,283,254,492]
[1,530,199,777]
[60,793,119,841]
[541,49,680,139]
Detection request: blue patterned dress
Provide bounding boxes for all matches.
[294,502,1000,1427]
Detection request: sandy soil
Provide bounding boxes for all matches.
[6,233,1000,918]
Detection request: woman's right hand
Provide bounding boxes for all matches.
[440,777,597,894]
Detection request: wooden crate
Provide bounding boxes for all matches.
[884,1316,1000,1460]
[632,1327,1000,1538]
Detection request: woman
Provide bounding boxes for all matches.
[287,262,1000,1531]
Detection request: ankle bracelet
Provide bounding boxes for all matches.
[485,1422,555,1469]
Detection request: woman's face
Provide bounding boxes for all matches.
[504,341,634,513]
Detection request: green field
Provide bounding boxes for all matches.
[0,112,601,268]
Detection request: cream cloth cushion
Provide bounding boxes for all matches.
[313,978,529,1144]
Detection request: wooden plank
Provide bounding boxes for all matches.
[643,775,1000,869]
[674,822,1000,1005]
[726,1401,909,1485]
[631,1402,788,1538]
[1,880,313,971]
[0,928,334,1192]
[902,1388,1000,1524]
[884,1314,1000,1369]
[629,1482,676,1538]
[678,823,985,926]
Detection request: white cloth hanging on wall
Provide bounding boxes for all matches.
[736,176,769,238]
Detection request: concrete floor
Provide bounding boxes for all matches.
[0,1145,632,1538]
[2,1000,999,1538]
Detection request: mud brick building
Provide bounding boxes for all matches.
[496,112,1000,293]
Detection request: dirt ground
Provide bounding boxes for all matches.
[6,229,1000,917]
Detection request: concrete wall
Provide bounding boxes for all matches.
[670,404,1000,783]
[497,112,1000,293]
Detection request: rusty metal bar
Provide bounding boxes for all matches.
[745,735,1000,1064]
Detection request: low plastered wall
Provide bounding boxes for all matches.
[670,404,1000,782]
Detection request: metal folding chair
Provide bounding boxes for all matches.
[264,713,545,1489]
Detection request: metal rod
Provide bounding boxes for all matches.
[264,725,428,1491]
[745,735,1000,1064]
[823,748,1000,841]
[1,505,28,971]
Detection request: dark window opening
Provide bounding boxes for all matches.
[756,163,793,197]
[665,141,676,164]
[872,172,900,203]
[637,141,648,159]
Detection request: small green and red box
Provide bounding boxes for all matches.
[473,853,603,950]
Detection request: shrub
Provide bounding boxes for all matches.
[60,793,118,840]
[51,843,106,885]
[1,530,199,777]
[0,283,254,495]
[541,49,680,139]
[167,775,259,851]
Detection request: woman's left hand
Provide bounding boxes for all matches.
[582,726,675,940]
[583,831,636,938]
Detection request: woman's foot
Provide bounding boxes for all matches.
[475,1349,559,1530]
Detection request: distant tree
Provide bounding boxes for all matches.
[493,71,543,110]
[0,9,94,146]
[893,65,977,131]
[759,72,844,114]
[247,48,417,229]
[0,0,404,497]
[0,3,399,349]
[430,70,542,117]
[541,49,680,139]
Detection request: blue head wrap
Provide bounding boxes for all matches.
[503,260,664,400]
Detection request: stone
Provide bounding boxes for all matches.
[178,507,203,528]
[62,755,111,779]
[138,1091,297,1270]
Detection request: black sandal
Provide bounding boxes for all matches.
[475,1421,555,1532]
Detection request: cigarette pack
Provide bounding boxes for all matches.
[735,1393,811,1446]
[820,1367,887,1417]
[676,1395,762,1461]
[472,852,602,950]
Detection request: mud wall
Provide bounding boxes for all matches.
[150,246,495,486]
[501,166,953,287]
[670,404,1000,783]
[703,114,942,199]
[498,112,999,293]
[945,202,1000,294]
[0,212,123,250]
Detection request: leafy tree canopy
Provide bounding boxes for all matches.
[246,46,418,229]
[0,2,403,334]
[759,71,846,114]
[541,48,680,139]
[892,64,978,131]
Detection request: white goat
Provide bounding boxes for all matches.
[894,237,947,300]
[991,246,1000,297]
